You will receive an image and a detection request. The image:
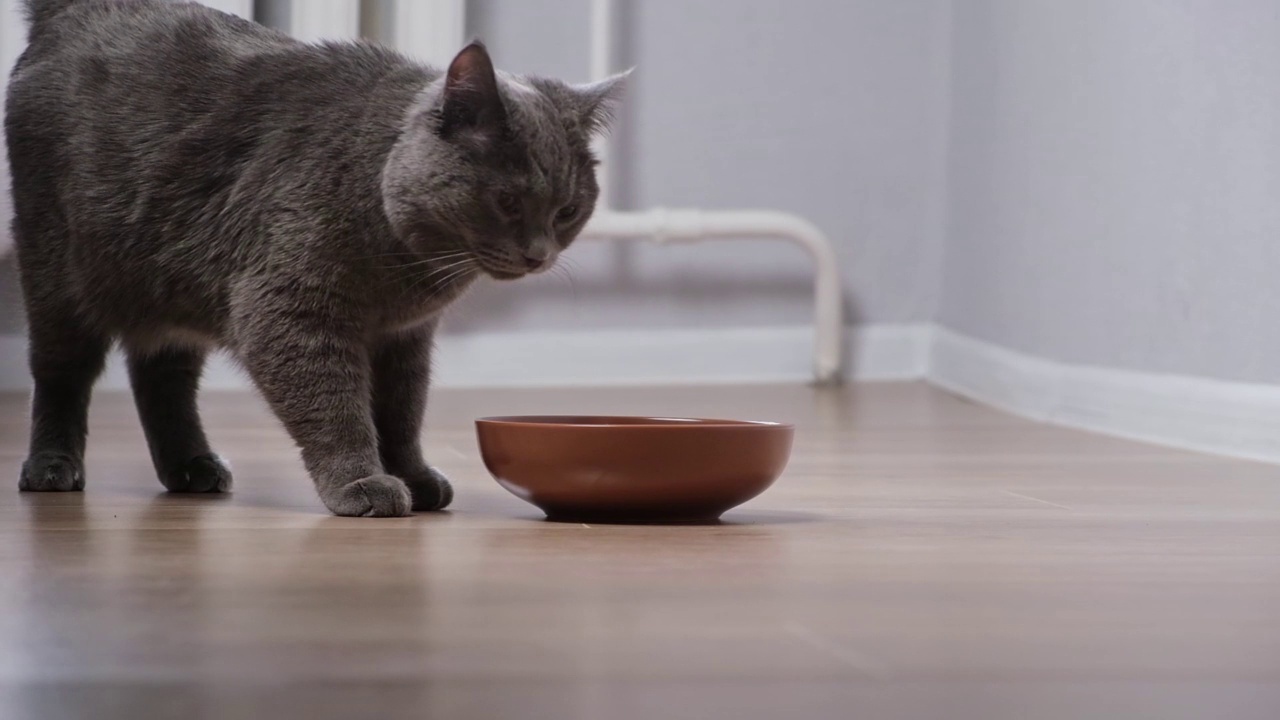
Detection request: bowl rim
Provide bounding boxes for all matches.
[475,415,795,430]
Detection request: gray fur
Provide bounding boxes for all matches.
[5,0,627,516]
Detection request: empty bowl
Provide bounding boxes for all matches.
[475,416,794,523]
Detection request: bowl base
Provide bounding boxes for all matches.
[543,511,724,526]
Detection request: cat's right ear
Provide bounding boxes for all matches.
[439,41,506,139]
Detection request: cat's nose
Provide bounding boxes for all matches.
[521,241,555,271]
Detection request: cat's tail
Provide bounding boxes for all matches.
[21,0,88,41]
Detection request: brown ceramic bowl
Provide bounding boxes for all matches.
[475,416,794,523]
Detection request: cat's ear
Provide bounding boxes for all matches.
[440,41,505,138]
[570,68,632,136]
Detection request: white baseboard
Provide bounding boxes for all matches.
[928,328,1280,465]
[0,323,931,392]
[5,325,1280,466]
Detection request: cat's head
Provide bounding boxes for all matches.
[383,41,629,280]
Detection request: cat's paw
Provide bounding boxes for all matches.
[323,475,413,517]
[19,452,85,492]
[162,454,233,494]
[402,467,454,512]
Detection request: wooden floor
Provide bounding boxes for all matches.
[2,383,1280,719]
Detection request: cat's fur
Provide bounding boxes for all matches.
[5,0,626,516]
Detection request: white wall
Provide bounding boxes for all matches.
[447,0,952,335]
[1,0,27,259]
[4,0,1276,391]
[0,0,953,344]
[942,0,1280,384]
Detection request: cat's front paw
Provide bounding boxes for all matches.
[402,467,454,512]
[322,475,413,517]
[19,452,85,492]
[162,454,233,494]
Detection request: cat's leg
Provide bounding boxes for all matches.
[126,346,231,493]
[236,309,409,517]
[19,310,110,492]
[371,325,453,512]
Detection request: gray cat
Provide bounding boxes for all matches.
[5,0,626,516]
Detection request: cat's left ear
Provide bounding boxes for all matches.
[570,68,632,136]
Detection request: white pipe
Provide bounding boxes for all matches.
[580,0,845,384]
[392,0,467,68]
[589,0,615,83]
[287,0,360,43]
[588,0,615,208]
[198,0,253,19]
[584,209,846,384]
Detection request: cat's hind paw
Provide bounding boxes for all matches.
[19,452,85,492]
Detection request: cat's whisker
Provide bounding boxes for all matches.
[387,254,476,277]
[417,266,477,296]
[361,248,469,258]
[390,251,472,265]
[420,250,473,260]
[552,263,580,305]
[409,258,479,296]
[373,255,475,297]
[415,257,477,280]
[361,249,473,264]
[558,256,583,275]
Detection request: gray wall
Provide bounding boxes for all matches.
[446,0,953,333]
[9,0,1275,386]
[0,0,952,337]
[941,0,1280,383]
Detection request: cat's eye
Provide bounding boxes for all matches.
[555,205,580,222]
[496,192,521,216]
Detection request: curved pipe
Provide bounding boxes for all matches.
[584,209,846,384]
[584,0,845,385]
